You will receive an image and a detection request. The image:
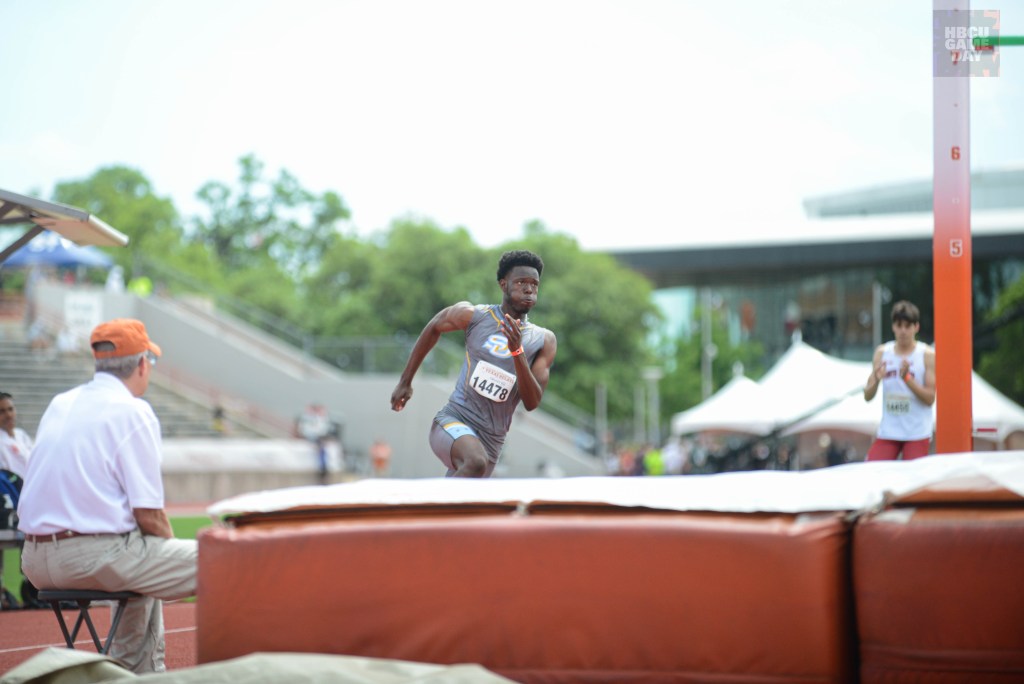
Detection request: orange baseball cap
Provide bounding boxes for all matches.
[90,318,162,359]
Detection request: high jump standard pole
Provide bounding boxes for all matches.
[932,0,973,453]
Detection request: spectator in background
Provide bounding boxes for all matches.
[603,448,621,476]
[629,446,647,476]
[55,324,81,355]
[616,446,637,476]
[26,318,52,356]
[211,405,227,437]
[370,438,392,478]
[821,434,846,467]
[127,275,153,298]
[22,266,43,330]
[661,438,685,475]
[0,392,40,609]
[536,459,566,478]
[774,442,792,470]
[105,265,126,293]
[296,402,332,484]
[642,444,665,476]
[0,392,32,480]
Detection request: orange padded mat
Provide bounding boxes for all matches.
[198,509,855,683]
[198,454,1024,682]
[855,503,1024,682]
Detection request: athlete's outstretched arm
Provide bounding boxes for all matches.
[390,302,475,412]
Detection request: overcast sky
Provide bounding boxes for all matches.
[1,0,1022,251]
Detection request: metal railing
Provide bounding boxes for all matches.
[309,335,465,376]
[142,257,314,352]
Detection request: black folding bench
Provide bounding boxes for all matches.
[37,589,141,654]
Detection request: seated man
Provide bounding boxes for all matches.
[17,319,197,673]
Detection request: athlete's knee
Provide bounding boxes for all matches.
[452,450,489,477]
[450,446,489,479]
[448,434,492,478]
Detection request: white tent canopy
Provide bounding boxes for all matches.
[957,373,1024,444]
[673,341,869,438]
[671,375,776,436]
[756,340,868,422]
[783,366,1024,444]
[782,389,880,437]
[674,339,1024,446]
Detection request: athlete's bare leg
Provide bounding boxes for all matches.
[450,436,490,477]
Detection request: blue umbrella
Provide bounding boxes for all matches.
[1,231,113,269]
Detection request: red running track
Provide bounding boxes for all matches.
[0,601,196,675]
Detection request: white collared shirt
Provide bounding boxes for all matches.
[18,373,164,535]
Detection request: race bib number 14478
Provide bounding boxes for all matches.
[470,360,517,402]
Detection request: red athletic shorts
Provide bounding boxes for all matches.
[866,438,931,461]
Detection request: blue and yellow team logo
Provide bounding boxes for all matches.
[484,334,512,358]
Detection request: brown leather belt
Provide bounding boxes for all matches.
[24,531,92,543]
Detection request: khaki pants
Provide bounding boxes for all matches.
[22,529,197,673]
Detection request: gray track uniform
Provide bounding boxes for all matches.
[430,304,549,472]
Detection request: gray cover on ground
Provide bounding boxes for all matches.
[1,649,518,684]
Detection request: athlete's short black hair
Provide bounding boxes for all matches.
[891,300,920,324]
[497,250,544,282]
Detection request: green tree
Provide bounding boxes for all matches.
[978,273,1024,406]
[51,166,183,274]
[50,166,229,292]
[193,154,349,279]
[306,217,489,337]
[369,218,490,336]
[225,253,304,324]
[660,302,766,422]
[303,233,384,336]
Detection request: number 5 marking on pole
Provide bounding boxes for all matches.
[950,239,963,257]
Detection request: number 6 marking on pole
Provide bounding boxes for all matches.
[951,146,960,160]
[950,239,963,257]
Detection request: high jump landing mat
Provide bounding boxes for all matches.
[197,453,1024,683]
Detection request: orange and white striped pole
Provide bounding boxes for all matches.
[932,0,973,453]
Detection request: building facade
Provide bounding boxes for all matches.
[611,168,1024,371]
